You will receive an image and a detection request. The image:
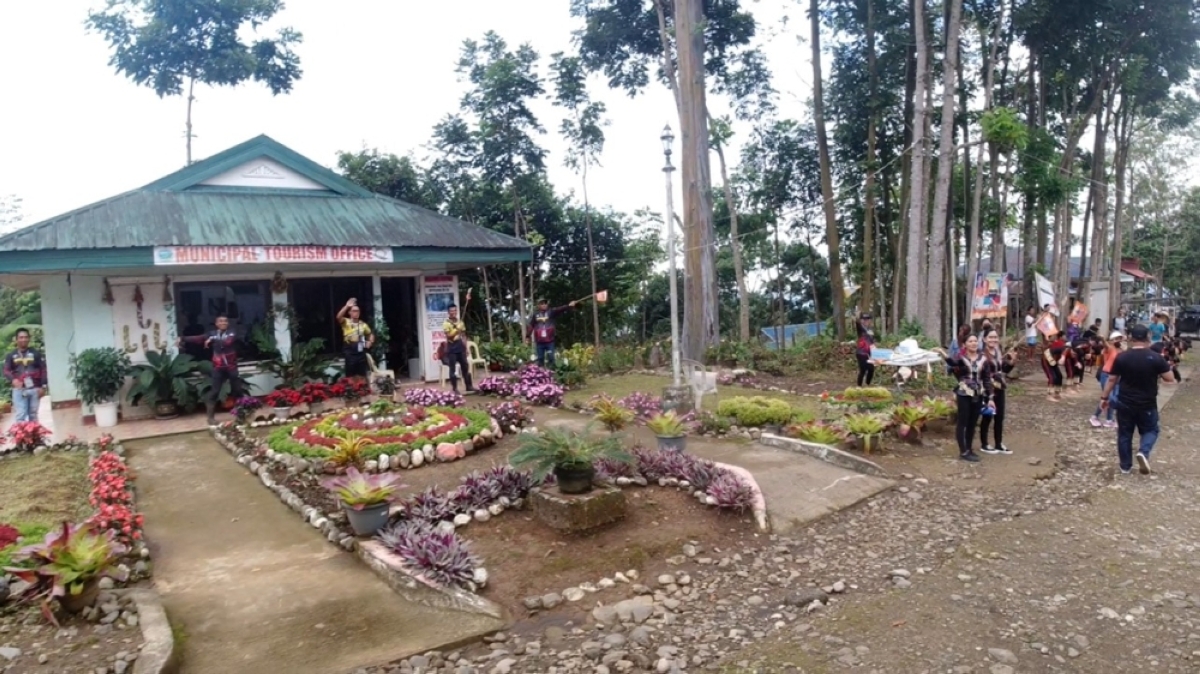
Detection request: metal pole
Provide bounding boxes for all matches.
[664,154,682,387]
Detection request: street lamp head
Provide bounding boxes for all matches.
[661,124,674,155]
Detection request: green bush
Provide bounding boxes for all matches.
[716,396,805,427]
[591,345,638,374]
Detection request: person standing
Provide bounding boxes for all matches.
[336,298,375,380]
[4,328,46,423]
[1089,332,1124,428]
[855,312,876,386]
[443,288,474,394]
[1100,324,1175,475]
[979,329,1013,455]
[940,334,996,463]
[177,315,242,425]
[527,298,577,368]
[1149,313,1167,344]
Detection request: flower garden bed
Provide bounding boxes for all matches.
[209,400,764,620]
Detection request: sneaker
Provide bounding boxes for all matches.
[960,452,981,463]
[1103,420,1117,429]
[1136,453,1151,475]
[997,444,1012,455]
[1120,468,1132,475]
[980,445,1001,455]
[1089,416,1102,428]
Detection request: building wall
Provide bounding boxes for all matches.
[39,276,74,402]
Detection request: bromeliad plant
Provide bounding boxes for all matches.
[920,396,956,421]
[646,411,687,438]
[842,413,889,438]
[892,402,931,441]
[785,420,848,446]
[328,433,373,469]
[320,466,406,510]
[592,393,635,432]
[4,522,129,624]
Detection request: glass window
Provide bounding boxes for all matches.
[175,280,272,362]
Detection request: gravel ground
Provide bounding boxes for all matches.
[357,375,1196,674]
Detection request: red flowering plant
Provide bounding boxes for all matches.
[334,377,371,403]
[7,421,52,453]
[85,451,144,545]
[0,523,20,549]
[265,388,303,408]
[300,382,331,403]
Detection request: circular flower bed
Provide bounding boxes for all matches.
[266,405,493,460]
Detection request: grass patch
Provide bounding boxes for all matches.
[0,452,92,529]
[564,373,818,414]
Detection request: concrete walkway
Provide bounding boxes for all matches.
[539,409,894,535]
[127,433,503,674]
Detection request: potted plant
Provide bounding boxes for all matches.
[920,397,956,431]
[320,465,406,536]
[69,347,132,428]
[891,403,930,443]
[646,410,688,452]
[591,394,635,432]
[4,522,128,620]
[373,374,397,402]
[232,396,263,424]
[265,388,302,419]
[509,425,633,494]
[300,382,331,414]
[126,350,207,419]
[842,413,889,454]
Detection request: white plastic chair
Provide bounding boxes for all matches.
[682,358,718,410]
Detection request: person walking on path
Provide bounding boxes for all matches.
[1100,324,1175,475]
[336,298,374,380]
[442,289,474,394]
[939,334,996,463]
[855,312,876,386]
[4,328,46,423]
[1089,331,1124,429]
[979,329,1013,455]
[177,315,242,425]
[527,298,577,369]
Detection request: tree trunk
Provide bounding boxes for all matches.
[810,0,846,338]
[1089,96,1114,282]
[860,0,879,317]
[674,0,719,360]
[513,188,526,338]
[924,0,961,338]
[904,0,931,326]
[1109,102,1132,324]
[714,142,750,342]
[967,6,1003,324]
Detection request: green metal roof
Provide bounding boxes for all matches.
[0,135,531,260]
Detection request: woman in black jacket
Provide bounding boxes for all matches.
[940,333,996,463]
[979,329,1014,455]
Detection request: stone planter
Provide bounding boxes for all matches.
[310,401,325,415]
[344,501,390,536]
[656,435,687,452]
[553,463,595,494]
[272,406,291,419]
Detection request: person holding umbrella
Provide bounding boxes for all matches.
[527,298,578,368]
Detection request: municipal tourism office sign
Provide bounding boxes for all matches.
[152,246,394,265]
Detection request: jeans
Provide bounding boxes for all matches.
[955,394,982,456]
[1093,373,1116,421]
[979,388,1005,447]
[856,354,875,386]
[535,342,557,368]
[1116,406,1159,472]
[445,347,473,392]
[13,387,39,422]
[208,367,243,405]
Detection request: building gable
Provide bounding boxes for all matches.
[197,157,327,190]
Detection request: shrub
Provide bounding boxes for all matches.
[68,347,132,406]
[716,396,797,427]
[592,394,635,432]
[842,387,894,402]
[485,400,533,430]
[7,421,51,453]
[694,411,733,435]
[377,520,480,588]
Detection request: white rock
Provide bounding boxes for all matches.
[613,572,629,583]
[437,520,456,533]
[598,578,616,589]
[364,460,378,473]
[488,503,504,516]
[453,513,472,527]
[563,587,586,602]
[473,567,489,587]
[378,454,390,471]
[411,449,425,467]
[422,444,435,463]
[578,581,598,593]
[473,509,491,523]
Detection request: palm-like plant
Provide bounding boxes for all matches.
[126,350,210,409]
[508,425,633,479]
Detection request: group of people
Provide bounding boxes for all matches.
[939,322,1015,462]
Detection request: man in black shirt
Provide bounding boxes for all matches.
[1100,324,1175,475]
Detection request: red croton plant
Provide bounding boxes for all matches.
[265,388,304,408]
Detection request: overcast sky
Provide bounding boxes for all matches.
[0,0,810,227]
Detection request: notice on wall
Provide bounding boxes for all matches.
[153,245,393,265]
[417,275,458,382]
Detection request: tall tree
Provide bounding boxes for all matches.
[86,0,302,165]
[335,149,441,210]
[809,0,847,339]
[903,0,931,324]
[924,0,963,338]
[550,53,609,348]
[710,117,751,342]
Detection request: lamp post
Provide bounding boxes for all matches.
[661,124,682,387]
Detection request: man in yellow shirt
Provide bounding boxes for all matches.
[336,298,374,379]
[442,290,474,394]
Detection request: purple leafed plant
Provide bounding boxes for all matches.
[681,456,721,491]
[482,465,539,500]
[401,486,457,523]
[485,401,533,430]
[618,392,661,421]
[477,377,516,397]
[403,388,465,408]
[519,382,565,407]
[377,520,480,588]
[594,456,638,480]
[706,472,756,511]
[458,470,502,509]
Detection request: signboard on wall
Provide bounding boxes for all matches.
[417,275,458,382]
[153,245,393,265]
[971,272,1011,319]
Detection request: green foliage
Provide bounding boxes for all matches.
[478,342,531,372]
[694,411,733,435]
[841,413,889,437]
[841,387,893,402]
[126,350,210,409]
[0,287,40,327]
[920,396,956,421]
[266,408,492,460]
[69,348,132,406]
[554,360,587,388]
[786,421,847,445]
[559,344,595,371]
[979,107,1028,153]
[336,149,442,210]
[249,323,331,389]
[591,393,634,432]
[646,411,687,438]
[508,424,632,477]
[716,396,804,427]
[4,522,128,619]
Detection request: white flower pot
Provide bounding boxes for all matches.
[94,401,119,428]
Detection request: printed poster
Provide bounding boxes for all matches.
[971,272,1011,319]
[1035,272,1059,316]
[1035,311,1059,338]
[417,275,458,382]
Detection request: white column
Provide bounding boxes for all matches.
[371,273,386,369]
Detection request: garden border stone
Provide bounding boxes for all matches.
[111,589,180,674]
[758,433,888,478]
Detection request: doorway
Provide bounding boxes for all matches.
[381,277,418,377]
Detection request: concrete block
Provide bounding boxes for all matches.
[530,486,627,533]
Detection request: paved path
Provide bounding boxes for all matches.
[127,433,502,674]
[538,408,894,535]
